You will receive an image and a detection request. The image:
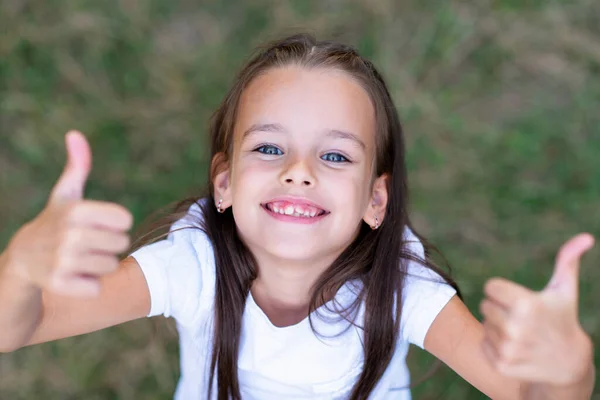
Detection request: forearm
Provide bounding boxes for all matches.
[521,360,595,400]
[0,251,43,352]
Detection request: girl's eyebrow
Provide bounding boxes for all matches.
[243,123,286,138]
[243,123,366,150]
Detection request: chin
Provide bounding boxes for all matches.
[267,237,324,260]
[244,234,327,263]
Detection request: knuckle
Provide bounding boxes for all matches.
[109,257,120,271]
[102,204,133,230]
[513,298,533,317]
[103,254,118,266]
[483,280,496,296]
[55,251,73,272]
[48,272,66,292]
[65,228,84,249]
[47,275,60,291]
[56,233,72,262]
[56,232,82,267]
[484,277,505,293]
[498,341,517,363]
[118,234,131,251]
[494,359,511,375]
[119,208,134,229]
[482,299,495,316]
[497,344,509,362]
[65,202,83,223]
[98,256,118,273]
[506,319,526,339]
[479,300,488,315]
[503,322,520,340]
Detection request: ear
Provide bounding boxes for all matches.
[211,152,232,211]
[363,174,389,229]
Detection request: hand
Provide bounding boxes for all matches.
[480,233,595,386]
[3,131,133,297]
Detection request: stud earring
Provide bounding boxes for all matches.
[373,215,379,230]
[217,198,223,213]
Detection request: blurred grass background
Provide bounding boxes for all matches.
[1,0,599,399]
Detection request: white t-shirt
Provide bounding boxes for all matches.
[130,201,456,400]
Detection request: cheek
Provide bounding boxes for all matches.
[352,173,376,215]
[231,158,276,197]
[242,159,272,176]
[323,173,371,212]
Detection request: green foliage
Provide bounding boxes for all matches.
[0,1,598,399]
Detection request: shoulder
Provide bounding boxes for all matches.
[129,198,217,325]
[145,199,214,265]
[399,226,457,348]
[170,199,206,231]
[167,199,214,258]
[401,226,447,287]
[402,226,425,257]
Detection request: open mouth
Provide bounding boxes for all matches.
[262,201,329,219]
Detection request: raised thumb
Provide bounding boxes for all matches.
[49,131,92,204]
[544,233,595,299]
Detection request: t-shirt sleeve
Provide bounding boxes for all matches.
[399,228,457,349]
[129,202,210,326]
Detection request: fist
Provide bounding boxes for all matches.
[5,131,133,297]
[480,233,595,385]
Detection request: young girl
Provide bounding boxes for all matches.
[0,34,595,400]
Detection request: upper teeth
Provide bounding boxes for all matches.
[268,202,321,218]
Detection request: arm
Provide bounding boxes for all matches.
[0,250,42,351]
[0,130,148,351]
[424,295,594,400]
[424,295,521,400]
[0,256,150,352]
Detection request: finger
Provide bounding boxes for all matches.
[488,360,546,382]
[74,254,120,275]
[480,298,509,329]
[70,201,134,232]
[69,229,131,255]
[545,233,595,298]
[49,131,92,205]
[482,320,506,350]
[483,277,533,309]
[482,330,529,375]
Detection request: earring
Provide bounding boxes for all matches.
[216,198,223,213]
[373,215,379,230]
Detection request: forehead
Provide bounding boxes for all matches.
[235,66,376,144]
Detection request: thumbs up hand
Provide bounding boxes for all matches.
[49,129,93,203]
[480,233,595,386]
[4,131,133,297]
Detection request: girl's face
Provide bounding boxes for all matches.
[219,66,384,263]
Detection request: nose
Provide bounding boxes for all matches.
[280,156,316,187]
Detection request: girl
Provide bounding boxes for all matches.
[0,34,595,399]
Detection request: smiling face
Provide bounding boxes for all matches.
[214,66,387,265]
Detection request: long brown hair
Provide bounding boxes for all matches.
[130,33,461,400]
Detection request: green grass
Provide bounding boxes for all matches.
[1,1,599,399]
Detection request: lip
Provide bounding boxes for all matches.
[261,195,329,213]
[260,195,330,224]
[261,204,330,224]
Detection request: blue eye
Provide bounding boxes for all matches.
[321,153,349,163]
[256,145,283,156]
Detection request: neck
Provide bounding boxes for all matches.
[250,251,339,327]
